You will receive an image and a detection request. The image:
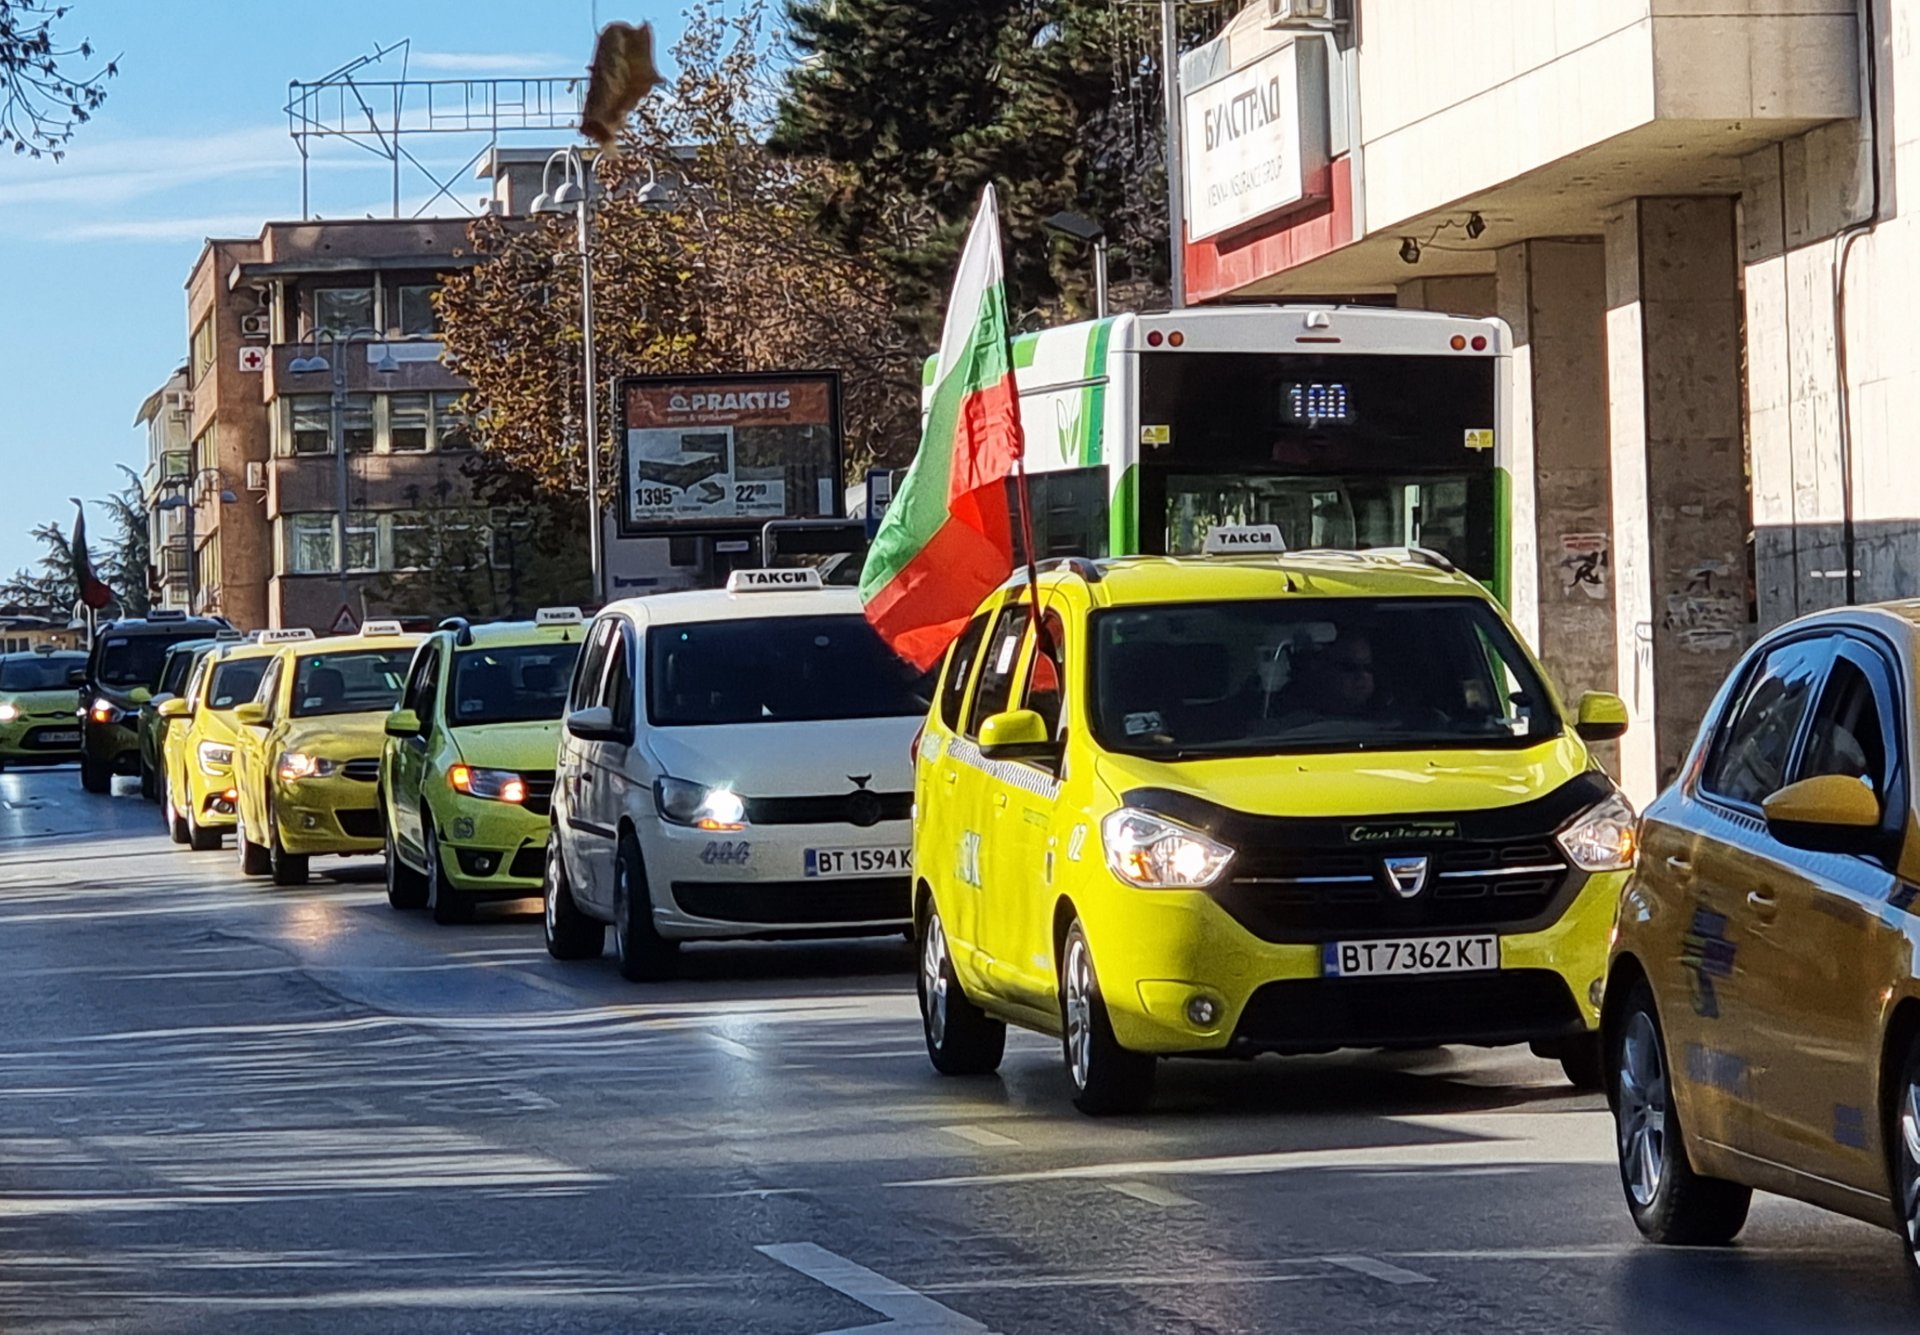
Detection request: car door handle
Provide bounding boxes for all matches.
[994,793,1008,808]
[1747,889,1779,917]
[942,770,957,785]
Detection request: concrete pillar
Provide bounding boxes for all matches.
[1495,240,1618,729]
[1604,198,1751,805]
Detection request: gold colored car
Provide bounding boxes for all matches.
[158,636,288,850]
[1605,603,1920,1275]
[230,622,423,885]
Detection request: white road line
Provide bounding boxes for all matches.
[1323,1255,1435,1286]
[707,1033,757,1060]
[757,1241,992,1333]
[1105,1180,1198,1208]
[940,1124,1018,1148]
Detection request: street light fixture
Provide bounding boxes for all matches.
[537,144,606,605]
[154,481,238,615]
[1044,211,1110,318]
[289,326,398,613]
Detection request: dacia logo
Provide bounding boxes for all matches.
[1346,821,1459,844]
[1382,855,1431,899]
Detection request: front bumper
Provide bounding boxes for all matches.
[433,795,552,894]
[1081,867,1625,1056]
[83,720,140,773]
[186,770,240,829]
[635,816,913,941]
[270,775,384,855]
[0,715,84,763]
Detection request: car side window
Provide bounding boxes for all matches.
[1021,611,1068,740]
[1700,639,1831,807]
[184,659,210,710]
[966,602,1031,738]
[570,618,615,712]
[1798,650,1891,794]
[254,659,282,723]
[937,612,992,733]
[604,629,635,734]
[403,646,440,728]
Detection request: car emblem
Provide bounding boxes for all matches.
[846,789,883,828]
[1382,855,1431,899]
[847,774,872,790]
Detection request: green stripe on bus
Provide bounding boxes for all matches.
[1110,463,1140,554]
[1012,333,1039,370]
[1082,319,1112,466]
[1492,465,1512,608]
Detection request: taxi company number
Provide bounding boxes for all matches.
[1325,934,1497,978]
[805,847,911,879]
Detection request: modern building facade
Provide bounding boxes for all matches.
[135,366,192,611]
[1177,0,1884,803]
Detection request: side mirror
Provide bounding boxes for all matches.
[1575,691,1629,743]
[567,705,620,742]
[157,697,191,719]
[128,686,153,706]
[233,702,268,727]
[384,708,422,739]
[66,667,86,687]
[978,709,1060,764]
[1762,774,1883,854]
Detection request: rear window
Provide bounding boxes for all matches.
[290,649,413,718]
[97,632,208,689]
[647,614,933,726]
[450,642,583,726]
[0,654,83,692]
[207,660,269,710]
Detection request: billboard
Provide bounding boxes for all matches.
[618,371,844,535]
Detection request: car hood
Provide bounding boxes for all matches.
[2,689,78,719]
[280,712,390,761]
[1093,734,1596,819]
[642,716,918,796]
[193,707,246,746]
[449,719,564,772]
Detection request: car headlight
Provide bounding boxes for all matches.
[88,697,123,726]
[0,703,19,722]
[1557,792,1638,872]
[448,764,528,804]
[198,740,235,773]
[278,751,338,782]
[1101,807,1235,888]
[655,776,746,831]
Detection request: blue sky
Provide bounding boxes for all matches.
[0,0,686,578]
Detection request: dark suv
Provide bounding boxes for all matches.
[76,612,233,793]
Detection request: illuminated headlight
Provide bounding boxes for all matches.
[1102,808,1235,889]
[1557,792,1638,872]
[0,703,19,722]
[277,751,338,782]
[448,764,527,804]
[89,697,122,725]
[655,776,746,831]
[198,740,235,773]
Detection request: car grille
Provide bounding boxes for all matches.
[341,758,381,783]
[1231,970,1587,1053]
[508,845,547,880]
[336,808,382,839]
[742,791,911,828]
[520,770,556,818]
[669,877,910,927]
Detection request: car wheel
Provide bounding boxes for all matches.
[236,813,271,876]
[425,820,471,925]
[80,757,110,794]
[385,831,428,910]
[918,906,1005,1075]
[1538,1033,1606,1091]
[1610,978,1751,1244]
[1060,920,1155,1116]
[544,837,605,961]
[139,759,158,802]
[187,808,221,852]
[1891,1034,1920,1280]
[267,802,309,886]
[613,832,677,982]
[165,788,189,845]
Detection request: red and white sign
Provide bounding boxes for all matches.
[238,347,267,372]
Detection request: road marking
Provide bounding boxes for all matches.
[707,1033,757,1060]
[1324,1254,1435,1286]
[757,1241,991,1333]
[1106,1180,1197,1207]
[940,1124,1018,1148]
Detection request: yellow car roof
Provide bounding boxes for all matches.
[449,620,590,650]
[1036,551,1489,608]
[288,630,425,658]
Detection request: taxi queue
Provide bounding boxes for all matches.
[7,524,1920,1279]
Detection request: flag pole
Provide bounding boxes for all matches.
[1012,451,1053,660]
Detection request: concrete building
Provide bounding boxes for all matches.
[135,366,192,611]
[1177,0,1885,803]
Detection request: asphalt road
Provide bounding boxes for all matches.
[2,766,1917,1333]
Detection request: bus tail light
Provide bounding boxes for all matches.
[1449,334,1467,350]
[1471,335,1487,351]
[1146,330,1164,347]
[1167,330,1185,347]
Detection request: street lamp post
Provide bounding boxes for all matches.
[290,329,397,618]
[1044,211,1110,318]
[155,476,238,615]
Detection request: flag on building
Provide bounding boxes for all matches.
[69,499,114,611]
[859,184,1024,669]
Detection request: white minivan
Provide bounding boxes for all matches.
[544,569,931,979]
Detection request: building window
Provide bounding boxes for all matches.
[395,284,438,337]
[342,393,375,454]
[191,316,215,384]
[344,515,379,572]
[312,287,374,338]
[195,537,221,604]
[190,422,217,477]
[390,512,433,570]
[289,395,331,455]
[389,394,430,452]
[433,391,472,451]
[285,514,336,574]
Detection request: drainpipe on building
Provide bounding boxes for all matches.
[1832,0,1884,607]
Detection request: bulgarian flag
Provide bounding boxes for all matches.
[69,499,114,612]
[861,184,1024,669]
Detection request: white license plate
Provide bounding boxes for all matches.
[804,846,911,878]
[1324,934,1498,978]
[37,731,79,744]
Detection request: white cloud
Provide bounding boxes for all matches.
[61,213,283,243]
[409,51,582,74]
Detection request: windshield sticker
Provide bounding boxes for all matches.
[994,634,1019,675]
[1123,710,1164,737]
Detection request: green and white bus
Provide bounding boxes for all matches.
[941,304,1527,637]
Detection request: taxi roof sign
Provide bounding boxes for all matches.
[360,619,405,637]
[726,567,824,593]
[258,628,318,644]
[534,606,585,625]
[1202,524,1287,555]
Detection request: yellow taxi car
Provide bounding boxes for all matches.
[230,621,423,885]
[380,609,583,924]
[913,530,1634,1114]
[0,647,88,769]
[157,632,300,850]
[1604,602,1920,1276]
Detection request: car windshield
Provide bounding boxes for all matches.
[647,614,933,726]
[97,633,207,689]
[0,654,83,692]
[206,660,269,710]
[1090,596,1560,758]
[290,649,413,718]
[450,642,582,726]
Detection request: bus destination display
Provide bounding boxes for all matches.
[1282,381,1352,425]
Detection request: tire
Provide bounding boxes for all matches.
[385,826,428,910]
[544,837,605,960]
[613,833,677,981]
[1059,920,1156,1116]
[1609,978,1751,1245]
[139,759,158,803]
[80,757,110,794]
[1890,1034,1920,1280]
[425,820,471,925]
[1536,1033,1606,1091]
[166,788,190,845]
[187,810,221,852]
[236,814,271,876]
[917,905,1005,1075]
[270,829,309,887]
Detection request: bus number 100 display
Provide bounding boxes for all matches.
[1282,382,1352,425]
